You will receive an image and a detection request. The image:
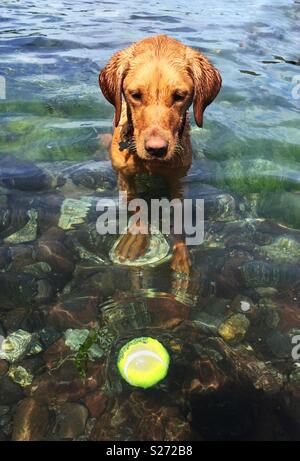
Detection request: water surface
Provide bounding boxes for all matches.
[0,0,300,441]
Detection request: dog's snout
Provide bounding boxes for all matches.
[145,136,169,158]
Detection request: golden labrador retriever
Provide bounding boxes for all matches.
[99,34,221,274]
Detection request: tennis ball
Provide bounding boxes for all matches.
[117,337,170,389]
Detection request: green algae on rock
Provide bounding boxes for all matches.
[218,314,250,343]
[257,192,300,229]
[64,328,103,360]
[8,365,33,388]
[0,330,32,363]
[4,209,38,244]
[58,197,93,230]
[216,159,300,196]
[259,237,300,264]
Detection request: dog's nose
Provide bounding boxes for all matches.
[145,136,169,158]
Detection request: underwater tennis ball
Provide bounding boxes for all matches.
[117,337,170,389]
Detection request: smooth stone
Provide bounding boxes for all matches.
[39,327,61,349]
[4,209,38,244]
[0,156,53,191]
[2,308,28,331]
[55,403,88,440]
[0,273,39,309]
[43,338,71,370]
[35,239,75,274]
[67,160,116,191]
[185,357,228,395]
[8,245,34,272]
[231,295,255,314]
[280,305,300,332]
[258,298,281,328]
[8,366,33,388]
[265,331,292,359]
[12,398,49,441]
[164,417,194,441]
[0,247,11,270]
[215,341,284,393]
[0,413,11,428]
[84,391,108,418]
[0,361,9,377]
[241,261,299,289]
[218,314,250,343]
[28,362,103,404]
[255,287,279,298]
[0,376,24,405]
[48,293,98,331]
[91,392,191,442]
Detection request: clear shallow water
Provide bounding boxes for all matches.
[0,0,300,441]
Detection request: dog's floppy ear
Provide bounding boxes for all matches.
[99,49,130,127]
[188,49,222,127]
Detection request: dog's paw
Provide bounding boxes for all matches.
[171,242,191,275]
[115,231,151,262]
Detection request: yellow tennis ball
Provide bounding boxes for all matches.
[117,337,170,389]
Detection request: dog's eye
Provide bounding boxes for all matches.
[131,91,142,101]
[173,91,186,102]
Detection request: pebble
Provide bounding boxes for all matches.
[55,403,88,440]
[231,295,255,314]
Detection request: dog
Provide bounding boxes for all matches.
[99,35,221,275]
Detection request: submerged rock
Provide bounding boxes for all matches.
[8,366,33,388]
[0,376,24,405]
[218,314,250,343]
[48,292,99,331]
[257,192,300,229]
[258,298,281,329]
[231,295,255,314]
[216,158,297,195]
[28,361,103,405]
[0,273,41,309]
[0,330,32,363]
[265,331,292,359]
[55,403,88,440]
[58,197,93,231]
[64,329,103,359]
[12,398,49,441]
[213,339,284,393]
[4,209,38,244]
[259,237,300,264]
[65,160,116,191]
[35,236,75,274]
[241,261,300,288]
[84,391,108,418]
[0,156,56,191]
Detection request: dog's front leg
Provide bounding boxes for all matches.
[166,175,191,276]
[114,172,151,262]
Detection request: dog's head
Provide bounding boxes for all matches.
[99,35,221,161]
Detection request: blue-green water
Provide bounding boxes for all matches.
[0,0,300,441]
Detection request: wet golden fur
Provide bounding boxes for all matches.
[99,35,221,273]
